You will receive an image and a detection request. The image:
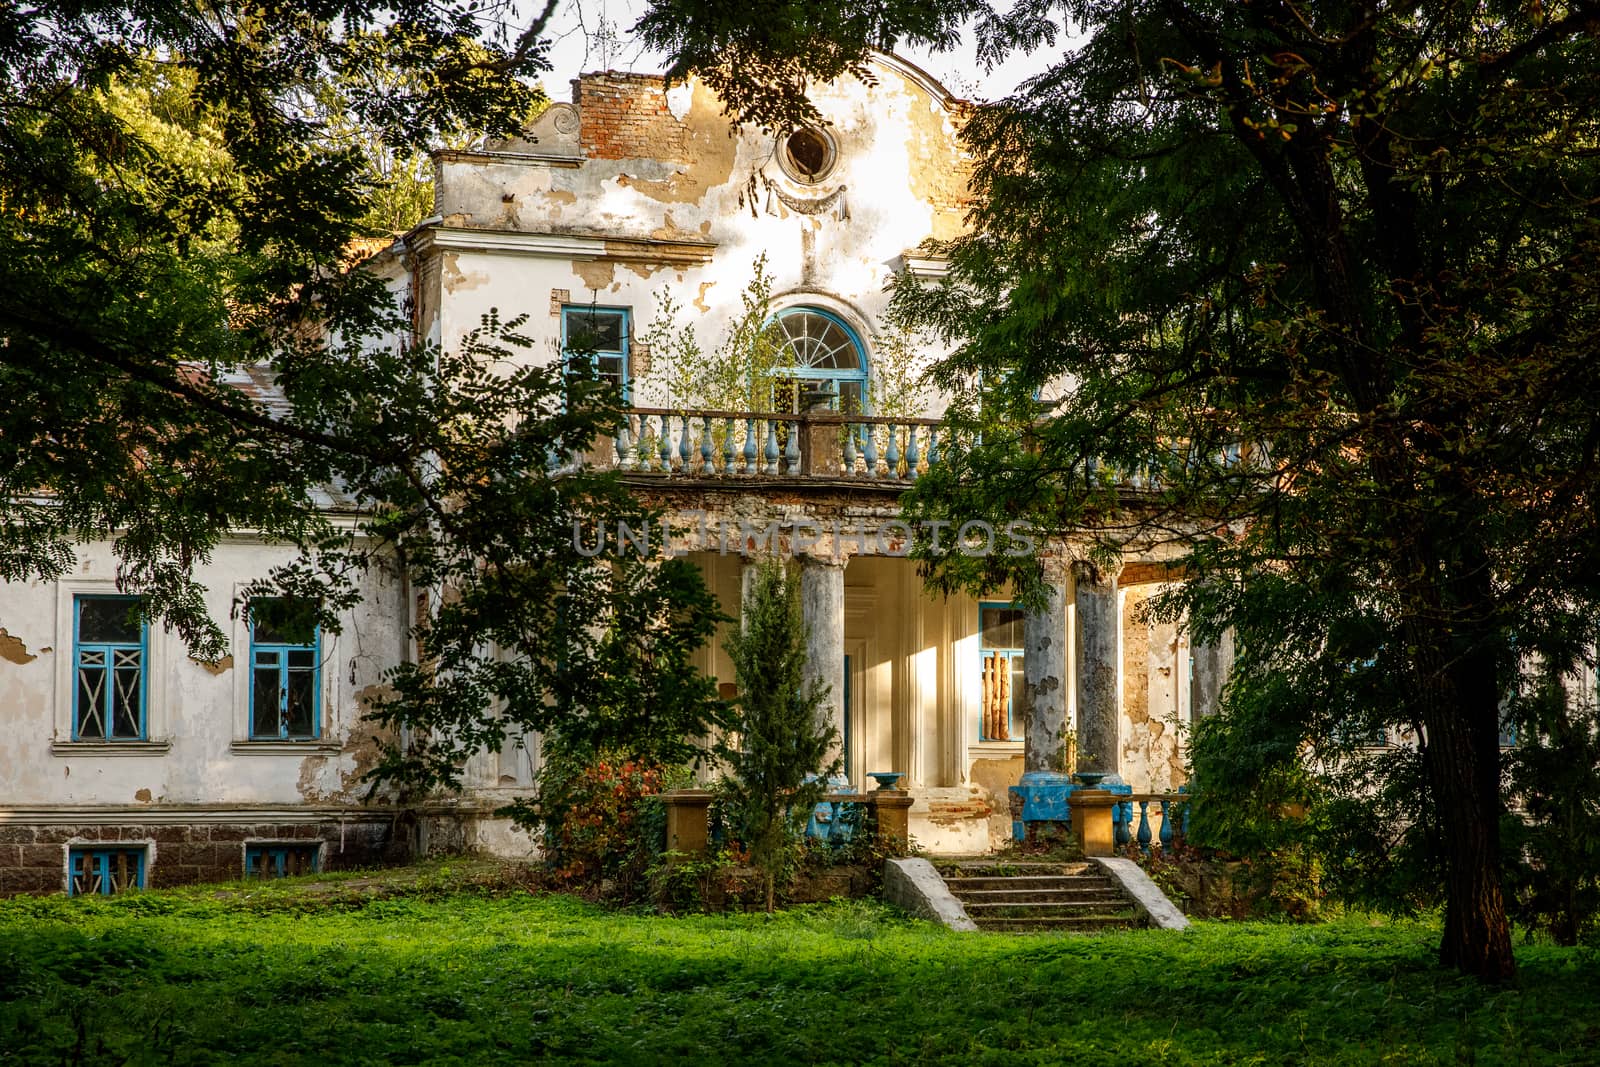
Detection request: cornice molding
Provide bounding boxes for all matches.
[411,226,717,266]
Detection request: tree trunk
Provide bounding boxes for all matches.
[1415,633,1516,981]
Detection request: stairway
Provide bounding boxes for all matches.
[936,861,1141,933]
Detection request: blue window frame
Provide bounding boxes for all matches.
[1336,657,1389,748]
[73,595,148,741]
[562,305,630,400]
[69,846,146,896]
[771,307,868,413]
[979,603,1026,743]
[248,599,320,740]
[245,843,319,879]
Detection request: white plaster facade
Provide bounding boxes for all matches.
[0,55,1212,892]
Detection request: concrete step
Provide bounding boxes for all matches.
[943,875,1113,892]
[934,858,1147,934]
[936,862,1093,877]
[974,915,1138,932]
[963,900,1133,914]
[951,888,1124,905]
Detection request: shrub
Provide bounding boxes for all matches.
[516,756,685,901]
[1503,675,1600,945]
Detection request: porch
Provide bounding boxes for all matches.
[557,405,1226,854]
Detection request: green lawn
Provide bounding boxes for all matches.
[2,873,1597,1065]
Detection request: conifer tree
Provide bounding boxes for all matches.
[719,559,841,912]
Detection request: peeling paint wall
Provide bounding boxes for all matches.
[425,56,970,416]
[0,56,1210,869]
[0,539,404,809]
[1118,583,1190,793]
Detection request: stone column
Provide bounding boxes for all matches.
[1074,560,1119,777]
[1022,571,1070,773]
[1190,628,1234,719]
[800,556,848,776]
[739,558,762,631]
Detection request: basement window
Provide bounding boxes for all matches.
[245,843,320,879]
[69,846,147,896]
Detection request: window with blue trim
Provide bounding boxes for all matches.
[69,846,146,896]
[248,599,320,740]
[772,307,867,413]
[561,306,630,398]
[73,595,148,740]
[1335,657,1389,747]
[245,843,319,879]
[979,603,1026,743]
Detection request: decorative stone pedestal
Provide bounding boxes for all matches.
[1008,770,1076,843]
[661,789,713,860]
[871,791,914,854]
[1068,788,1117,857]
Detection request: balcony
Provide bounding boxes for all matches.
[599,407,945,484]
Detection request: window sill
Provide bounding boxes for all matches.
[230,740,341,755]
[52,740,172,756]
[968,741,1025,756]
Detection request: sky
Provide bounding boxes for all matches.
[531,0,1077,104]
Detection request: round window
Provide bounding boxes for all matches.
[779,127,837,183]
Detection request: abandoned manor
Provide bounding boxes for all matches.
[0,54,1228,896]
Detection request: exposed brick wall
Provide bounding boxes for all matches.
[0,819,402,896]
[574,71,689,162]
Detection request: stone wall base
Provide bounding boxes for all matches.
[0,814,406,895]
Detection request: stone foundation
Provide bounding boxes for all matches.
[0,813,403,895]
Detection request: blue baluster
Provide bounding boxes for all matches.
[1113,803,1132,847]
[701,415,714,473]
[764,418,779,474]
[905,425,920,478]
[658,414,672,471]
[1137,801,1152,855]
[743,418,757,474]
[862,425,878,477]
[926,427,938,469]
[842,423,857,475]
[784,418,801,475]
[678,415,693,470]
[1159,799,1174,851]
[884,423,900,478]
[1178,784,1191,840]
[722,418,736,474]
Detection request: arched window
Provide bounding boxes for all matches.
[772,307,868,413]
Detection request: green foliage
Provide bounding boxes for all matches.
[4,881,1600,1063]
[1503,670,1600,946]
[521,756,687,901]
[282,316,730,801]
[862,314,934,422]
[641,253,789,412]
[636,0,987,131]
[0,1,547,652]
[718,558,841,911]
[306,28,551,235]
[645,0,1600,979]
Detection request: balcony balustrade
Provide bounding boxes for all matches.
[596,407,945,482]
[571,406,1248,492]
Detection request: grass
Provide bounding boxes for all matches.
[2,869,1598,1065]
